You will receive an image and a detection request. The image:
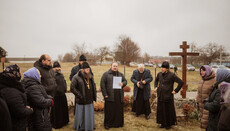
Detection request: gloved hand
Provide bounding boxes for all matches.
[51,99,54,106]
[203,98,209,104]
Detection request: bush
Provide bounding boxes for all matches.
[94,102,104,111]
[123,86,131,92]
[182,104,195,121]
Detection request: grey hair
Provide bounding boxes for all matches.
[138,64,145,69]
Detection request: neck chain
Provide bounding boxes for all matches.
[84,78,90,89]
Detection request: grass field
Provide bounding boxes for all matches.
[53,108,202,131]
[0,62,200,92]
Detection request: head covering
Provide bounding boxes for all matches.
[53,61,61,68]
[161,61,169,69]
[79,54,87,61]
[220,82,230,104]
[200,65,212,77]
[216,69,230,83]
[3,64,21,81]
[23,67,41,82]
[82,62,90,69]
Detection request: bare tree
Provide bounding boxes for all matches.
[198,43,224,65]
[62,53,75,62]
[95,46,110,65]
[72,43,87,61]
[57,54,63,62]
[114,35,141,65]
[143,52,151,63]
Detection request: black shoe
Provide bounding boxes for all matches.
[136,114,140,117]
[145,115,150,120]
[165,126,171,130]
[105,126,109,130]
[159,125,165,128]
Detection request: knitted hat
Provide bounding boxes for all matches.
[161,61,169,69]
[82,62,90,69]
[53,61,61,68]
[79,54,87,61]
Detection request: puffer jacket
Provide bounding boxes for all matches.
[0,73,33,131]
[196,71,216,129]
[34,60,57,96]
[204,87,220,131]
[22,77,52,131]
[70,71,97,105]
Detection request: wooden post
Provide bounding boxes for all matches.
[169,41,199,98]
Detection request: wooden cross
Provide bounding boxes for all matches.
[169,41,199,98]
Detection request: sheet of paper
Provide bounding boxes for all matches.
[113,76,122,89]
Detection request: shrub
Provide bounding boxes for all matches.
[182,104,195,121]
[123,86,131,92]
[94,102,104,111]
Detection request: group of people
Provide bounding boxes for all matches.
[1,53,230,131]
[69,56,184,130]
[0,54,69,131]
[196,65,230,131]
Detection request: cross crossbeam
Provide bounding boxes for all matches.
[169,41,199,98]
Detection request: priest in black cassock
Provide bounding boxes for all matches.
[131,63,153,120]
[100,62,127,130]
[154,61,183,130]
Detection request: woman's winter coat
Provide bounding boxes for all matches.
[196,66,216,129]
[0,73,33,131]
[22,77,53,131]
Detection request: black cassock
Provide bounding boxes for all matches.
[154,71,183,127]
[104,89,124,128]
[51,72,69,129]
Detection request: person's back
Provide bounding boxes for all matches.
[0,96,12,131]
[218,82,230,131]
[22,67,53,131]
[0,65,33,131]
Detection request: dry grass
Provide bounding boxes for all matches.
[0,62,201,92]
[53,109,202,131]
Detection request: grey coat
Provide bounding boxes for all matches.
[100,69,127,102]
[131,69,153,101]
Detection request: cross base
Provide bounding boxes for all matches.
[180,84,188,98]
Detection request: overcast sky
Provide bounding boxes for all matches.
[0,0,230,60]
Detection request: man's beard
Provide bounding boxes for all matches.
[83,71,92,80]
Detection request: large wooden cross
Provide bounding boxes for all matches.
[169,41,199,98]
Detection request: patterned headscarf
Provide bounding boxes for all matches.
[3,64,21,81]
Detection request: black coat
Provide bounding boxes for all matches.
[218,103,230,131]
[54,72,67,96]
[70,71,97,105]
[131,69,153,101]
[0,73,33,131]
[100,69,127,102]
[204,88,220,131]
[34,61,57,96]
[154,71,183,101]
[22,77,52,131]
[0,97,12,131]
[69,64,94,81]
